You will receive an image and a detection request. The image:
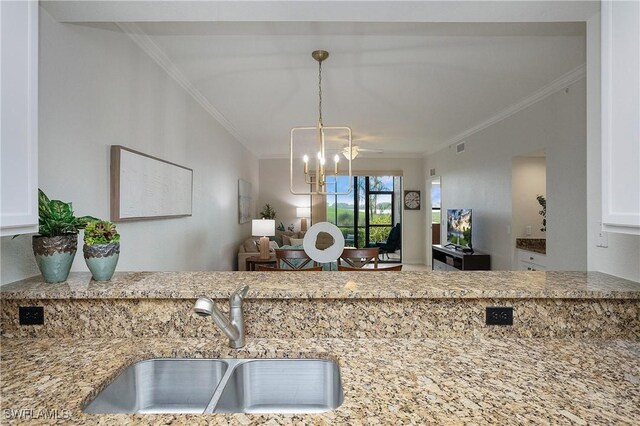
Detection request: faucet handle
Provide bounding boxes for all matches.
[230,284,249,306]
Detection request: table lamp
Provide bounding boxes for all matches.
[297,207,311,232]
[252,219,275,259]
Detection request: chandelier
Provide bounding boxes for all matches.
[289,50,352,195]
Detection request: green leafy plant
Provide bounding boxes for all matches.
[37,189,97,237]
[84,220,120,246]
[259,203,276,219]
[536,195,547,232]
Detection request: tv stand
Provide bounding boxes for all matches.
[444,243,475,254]
[432,244,490,271]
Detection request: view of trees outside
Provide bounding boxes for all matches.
[431,180,441,224]
[326,176,396,248]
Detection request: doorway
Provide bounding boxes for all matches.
[426,176,442,267]
[511,150,547,269]
[430,177,442,245]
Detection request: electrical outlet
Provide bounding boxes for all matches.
[595,222,609,248]
[19,306,44,325]
[486,307,513,326]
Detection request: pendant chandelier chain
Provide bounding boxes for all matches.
[318,59,323,127]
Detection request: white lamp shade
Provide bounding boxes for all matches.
[252,219,275,237]
[296,207,311,218]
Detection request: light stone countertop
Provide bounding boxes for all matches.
[1,337,638,425]
[1,271,639,300]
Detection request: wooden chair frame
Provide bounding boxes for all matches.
[257,265,323,271]
[274,249,317,270]
[338,264,403,271]
[339,247,379,268]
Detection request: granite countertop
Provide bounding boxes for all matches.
[516,238,547,254]
[1,271,639,300]
[1,337,638,425]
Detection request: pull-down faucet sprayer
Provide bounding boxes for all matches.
[194,284,249,349]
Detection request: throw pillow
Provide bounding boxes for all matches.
[282,234,292,246]
[290,238,304,246]
[243,238,259,252]
[274,230,296,247]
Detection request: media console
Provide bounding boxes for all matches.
[432,244,491,271]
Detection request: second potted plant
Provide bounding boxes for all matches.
[83,220,120,281]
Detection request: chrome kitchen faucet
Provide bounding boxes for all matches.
[194,284,249,349]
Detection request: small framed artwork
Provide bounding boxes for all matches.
[404,190,421,210]
[238,179,252,224]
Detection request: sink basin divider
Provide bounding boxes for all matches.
[203,359,243,413]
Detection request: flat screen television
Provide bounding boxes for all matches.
[446,209,472,248]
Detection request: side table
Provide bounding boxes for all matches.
[246,256,277,271]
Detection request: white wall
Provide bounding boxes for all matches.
[511,156,546,239]
[0,9,258,285]
[258,157,426,264]
[425,79,587,271]
[585,15,640,282]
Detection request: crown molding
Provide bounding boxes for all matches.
[425,63,587,156]
[115,22,252,153]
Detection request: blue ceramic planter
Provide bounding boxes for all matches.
[83,243,120,281]
[32,235,78,283]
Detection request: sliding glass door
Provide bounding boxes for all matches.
[326,175,402,261]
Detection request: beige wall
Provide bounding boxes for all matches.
[425,79,587,271]
[258,157,426,264]
[1,9,259,284]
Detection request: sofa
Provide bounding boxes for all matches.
[237,230,306,271]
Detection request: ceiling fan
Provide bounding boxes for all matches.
[342,145,384,160]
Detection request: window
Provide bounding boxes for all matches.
[327,175,402,261]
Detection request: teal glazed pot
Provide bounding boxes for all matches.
[32,235,78,283]
[83,243,120,281]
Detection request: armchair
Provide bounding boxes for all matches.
[369,223,401,259]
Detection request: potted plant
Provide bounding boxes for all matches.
[83,220,120,281]
[33,189,96,283]
[259,203,276,219]
[536,195,547,232]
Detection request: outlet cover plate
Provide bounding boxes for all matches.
[486,307,513,326]
[19,306,44,325]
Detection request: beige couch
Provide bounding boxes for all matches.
[237,230,305,271]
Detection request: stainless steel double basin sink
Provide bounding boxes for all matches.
[83,358,343,414]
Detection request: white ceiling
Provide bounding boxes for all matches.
[132,22,586,158]
[49,2,589,159]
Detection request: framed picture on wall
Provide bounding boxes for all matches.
[110,145,193,221]
[238,179,252,223]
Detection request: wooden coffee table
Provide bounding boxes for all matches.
[246,255,277,271]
